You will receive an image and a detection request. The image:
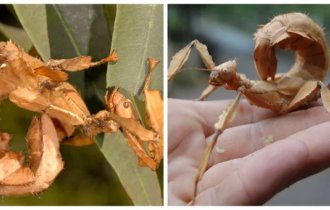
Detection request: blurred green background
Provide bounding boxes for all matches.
[168,5,330,205]
[0,4,163,205]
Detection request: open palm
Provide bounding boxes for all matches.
[168,98,330,205]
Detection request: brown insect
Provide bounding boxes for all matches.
[168,12,330,204]
[0,41,162,195]
[104,58,163,170]
[0,114,63,196]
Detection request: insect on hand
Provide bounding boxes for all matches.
[168,12,330,204]
[0,40,162,195]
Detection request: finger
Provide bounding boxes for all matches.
[168,189,187,205]
[168,99,207,152]
[208,105,330,165]
[195,121,330,205]
[168,171,196,205]
[190,99,277,136]
[168,98,276,152]
[169,98,276,138]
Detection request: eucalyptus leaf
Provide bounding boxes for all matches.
[6,4,162,205]
[97,133,162,205]
[107,4,163,96]
[0,22,32,51]
[13,5,113,94]
[0,4,135,205]
[99,4,163,205]
[13,5,50,60]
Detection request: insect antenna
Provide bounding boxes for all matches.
[180,67,211,72]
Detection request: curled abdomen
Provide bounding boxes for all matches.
[254,12,329,81]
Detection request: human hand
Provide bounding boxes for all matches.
[168,98,330,205]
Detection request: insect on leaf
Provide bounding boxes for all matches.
[107,5,163,95]
[14,5,113,95]
[143,58,163,166]
[106,112,156,142]
[99,4,163,205]
[97,132,162,205]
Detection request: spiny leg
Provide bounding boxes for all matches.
[198,84,218,101]
[191,93,242,205]
[124,131,157,170]
[34,50,118,83]
[47,50,118,72]
[143,57,162,132]
[168,40,215,80]
[104,57,164,143]
[143,58,160,91]
[281,80,321,113]
[83,110,120,136]
[143,58,163,167]
[0,114,63,196]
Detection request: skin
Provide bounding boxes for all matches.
[168,98,330,205]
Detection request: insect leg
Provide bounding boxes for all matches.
[168,40,215,80]
[320,82,330,112]
[46,50,118,72]
[192,93,242,204]
[0,114,63,196]
[198,84,218,101]
[124,132,157,170]
[143,58,163,167]
[281,81,320,113]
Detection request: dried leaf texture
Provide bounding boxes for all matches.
[254,12,329,81]
[0,41,90,139]
[105,58,164,171]
[321,84,330,112]
[106,90,159,170]
[143,58,163,168]
[250,12,330,113]
[46,50,118,72]
[34,66,69,83]
[143,89,163,169]
[106,112,157,142]
[169,13,329,114]
[168,40,215,80]
[168,12,330,204]
[0,114,63,196]
[0,41,39,100]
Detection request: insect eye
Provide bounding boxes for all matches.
[123,101,130,108]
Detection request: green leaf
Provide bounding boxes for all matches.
[0,5,135,205]
[13,5,50,60]
[9,4,162,205]
[0,22,32,51]
[13,5,113,94]
[97,133,162,205]
[107,4,163,96]
[98,4,163,205]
